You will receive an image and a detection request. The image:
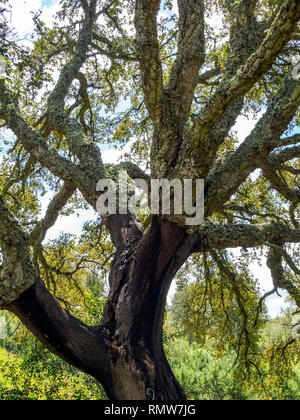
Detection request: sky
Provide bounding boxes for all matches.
[7,0,59,39]
[2,0,294,318]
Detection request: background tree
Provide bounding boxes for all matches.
[0,0,299,400]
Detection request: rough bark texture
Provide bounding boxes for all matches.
[100,217,198,399]
[4,217,198,400]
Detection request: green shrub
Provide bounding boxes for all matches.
[165,338,250,400]
[0,345,107,400]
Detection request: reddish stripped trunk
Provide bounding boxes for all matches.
[101,217,198,399]
[6,217,199,400]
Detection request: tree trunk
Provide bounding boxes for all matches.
[100,217,199,400]
[5,217,199,400]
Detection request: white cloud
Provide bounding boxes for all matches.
[101,141,134,165]
[44,209,97,241]
[249,260,272,293]
[8,0,60,44]
[101,148,123,165]
[266,295,290,319]
[41,0,60,26]
[9,0,41,38]
[206,13,223,30]
[232,111,264,145]
[172,1,178,16]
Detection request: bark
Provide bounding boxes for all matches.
[4,217,198,400]
[100,216,199,399]
[6,280,113,393]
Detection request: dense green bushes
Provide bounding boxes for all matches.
[165,338,300,400]
[166,339,249,400]
[1,333,299,400]
[0,345,107,400]
[0,309,299,400]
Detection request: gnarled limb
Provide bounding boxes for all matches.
[267,247,300,308]
[191,0,300,149]
[262,161,300,204]
[0,81,96,201]
[0,192,112,398]
[225,0,261,70]
[46,0,97,119]
[6,279,113,395]
[167,0,205,126]
[44,1,105,184]
[0,196,37,305]
[134,0,163,126]
[205,75,300,217]
[269,145,300,164]
[172,0,264,179]
[274,134,300,148]
[197,67,221,86]
[195,223,300,252]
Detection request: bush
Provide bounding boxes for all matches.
[165,338,250,400]
[0,344,107,400]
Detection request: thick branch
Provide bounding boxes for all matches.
[5,279,113,393]
[195,223,300,252]
[269,145,300,164]
[267,247,300,308]
[0,82,98,207]
[225,0,261,71]
[47,1,97,116]
[44,1,105,184]
[197,67,221,85]
[135,0,163,125]
[275,134,300,148]
[0,196,36,305]
[0,192,112,394]
[172,0,264,180]
[262,160,300,204]
[167,0,205,125]
[191,0,300,148]
[205,75,300,216]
